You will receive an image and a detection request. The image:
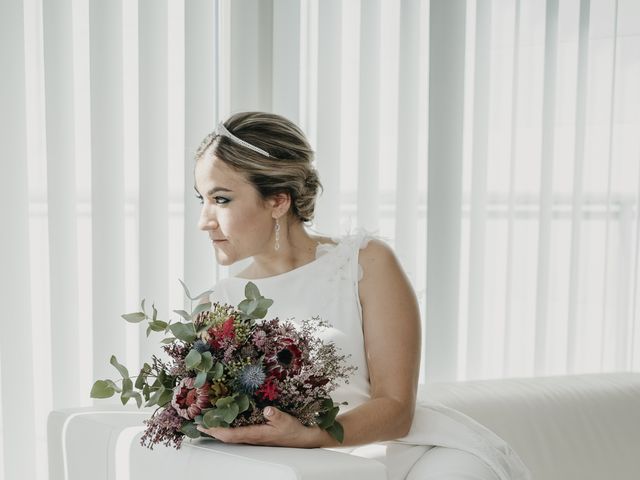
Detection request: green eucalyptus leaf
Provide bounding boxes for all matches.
[200,351,213,371]
[211,362,223,379]
[146,386,164,407]
[185,349,202,370]
[173,309,191,322]
[90,380,116,399]
[237,299,252,314]
[324,420,344,444]
[140,298,146,312]
[134,367,149,389]
[178,279,193,300]
[160,337,176,344]
[180,422,201,439]
[236,394,250,413]
[245,282,260,300]
[158,388,174,407]
[152,304,158,321]
[259,298,274,310]
[122,377,133,394]
[202,409,227,428]
[251,307,268,319]
[122,312,146,323]
[110,355,130,379]
[194,288,214,302]
[192,302,211,317]
[194,370,207,388]
[215,396,234,408]
[142,383,150,400]
[218,403,239,423]
[149,320,168,332]
[169,322,197,342]
[120,381,139,407]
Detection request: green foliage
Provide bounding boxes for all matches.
[110,355,129,379]
[169,322,197,342]
[185,349,202,370]
[121,312,146,323]
[180,422,201,439]
[90,380,118,398]
[237,282,273,320]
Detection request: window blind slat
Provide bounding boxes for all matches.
[43,0,81,410]
[599,0,619,369]
[358,0,381,232]
[567,0,591,374]
[426,0,467,382]
[503,0,521,377]
[139,0,170,363]
[395,0,421,284]
[89,0,128,383]
[272,0,302,123]
[0,0,37,478]
[534,0,559,376]
[466,0,492,380]
[185,0,218,297]
[315,0,342,234]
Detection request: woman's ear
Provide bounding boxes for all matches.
[270,191,291,218]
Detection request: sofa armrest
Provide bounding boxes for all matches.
[48,407,387,480]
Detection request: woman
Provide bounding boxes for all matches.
[193,112,530,480]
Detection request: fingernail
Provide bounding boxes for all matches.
[264,407,274,417]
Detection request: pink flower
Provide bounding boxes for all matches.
[171,377,211,420]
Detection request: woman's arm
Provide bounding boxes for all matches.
[198,239,422,448]
[313,238,421,446]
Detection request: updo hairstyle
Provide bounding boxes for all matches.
[195,112,322,223]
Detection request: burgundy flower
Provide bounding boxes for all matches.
[266,338,303,379]
[171,377,211,419]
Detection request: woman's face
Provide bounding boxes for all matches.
[194,153,276,266]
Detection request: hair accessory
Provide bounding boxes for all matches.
[274,218,281,251]
[215,122,271,157]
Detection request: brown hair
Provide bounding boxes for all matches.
[195,112,322,223]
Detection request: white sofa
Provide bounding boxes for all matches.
[48,372,640,480]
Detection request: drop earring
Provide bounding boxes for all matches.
[274,218,280,251]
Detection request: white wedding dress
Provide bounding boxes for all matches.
[209,233,531,480]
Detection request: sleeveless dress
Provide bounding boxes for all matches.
[209,233,531,480]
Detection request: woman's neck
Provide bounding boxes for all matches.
[238,223,321,279]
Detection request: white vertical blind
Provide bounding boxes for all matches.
[466,0,491,378]
[139,0,170,362]
[567,0,590,374]
[395,0,423,286]
[89,0,128,383]
[357,0,381,232]
[534,0,559,376]
[0,2,38,479]
[43,0,80,411]
[315,0,342,233]
[184,0,219,298]
[426,0,467,382]
[2,1,640,478]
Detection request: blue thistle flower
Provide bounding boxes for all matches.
[236,364,266,394]
[193,339,210,353]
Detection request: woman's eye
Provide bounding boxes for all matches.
[195,195,204,205]
[214,196,230,205]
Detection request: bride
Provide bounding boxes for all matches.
[193,111,530,480]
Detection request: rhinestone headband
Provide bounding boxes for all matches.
[215,122,271,157]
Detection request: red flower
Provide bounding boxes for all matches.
[207,316,236,349]
[257,379,279,401]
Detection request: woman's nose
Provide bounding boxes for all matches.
[198,205,218,231]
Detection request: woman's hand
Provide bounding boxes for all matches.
[196,407,326,448]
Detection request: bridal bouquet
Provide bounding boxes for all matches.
[90,281,354,449]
